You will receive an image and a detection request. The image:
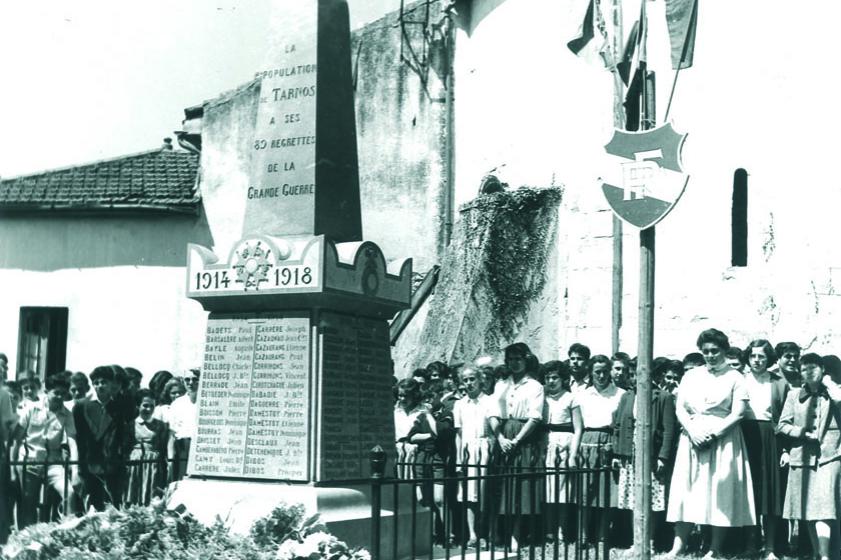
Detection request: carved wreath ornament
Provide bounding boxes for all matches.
[233,241,273,291]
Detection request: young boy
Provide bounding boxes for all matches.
[69,372,91,405]
[452,367,500,549]
[11,374,79,527]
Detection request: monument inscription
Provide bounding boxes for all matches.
[243,0,361,242]
[318,311,396,480]
[246,3,317,237]
[190,314,312,480]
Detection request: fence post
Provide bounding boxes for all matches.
[370,445,386,560]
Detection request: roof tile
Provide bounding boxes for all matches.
[0,149,200,212]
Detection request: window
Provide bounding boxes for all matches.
[732,169,748,267]
[17,307,68,381]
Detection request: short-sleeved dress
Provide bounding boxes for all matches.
[453,394,498,502]
[493,375,545,514]
[394,404,426,480]
[667,365,756,527]
[577,383,624,508]
[544,390,578,503]
[124,417,169,506]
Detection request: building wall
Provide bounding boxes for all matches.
[450,0,841,358]
[0,213,211,377]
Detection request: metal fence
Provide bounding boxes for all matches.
[2,447,616,560]
[319,446,616,560]
[1,448,186,531]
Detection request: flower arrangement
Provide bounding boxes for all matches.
[2,499,369,560]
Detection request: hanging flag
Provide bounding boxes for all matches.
[665,0,698,69]
[617,20,640,86]
[567,0,615,70]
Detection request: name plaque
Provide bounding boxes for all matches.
[319,311,396,479]
[190,314,312,481]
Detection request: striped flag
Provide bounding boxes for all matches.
[665,0,698,69]
[567,0,615,70]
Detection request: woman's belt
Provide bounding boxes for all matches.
[546,423,574,433]
[583,427,612,434]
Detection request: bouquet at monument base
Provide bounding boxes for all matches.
[275,532,370,560]
[2,498,369,560]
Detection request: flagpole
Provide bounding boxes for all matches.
[635,1,654,559]
[610,0,624,356]
[664,0,698,121]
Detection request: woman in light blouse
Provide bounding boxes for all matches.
[667,329,755,558]
[492,342,544,551]
[577,354,625,546]
[742,339,788,560]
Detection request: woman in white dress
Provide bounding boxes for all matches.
[667,328,756,558]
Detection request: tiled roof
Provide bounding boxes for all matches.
[0,149,200,213]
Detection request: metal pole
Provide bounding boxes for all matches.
[609,0,625,356]
[370,445,386,560]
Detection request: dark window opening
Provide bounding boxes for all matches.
[17,307,68,382]
[732,169,748,267]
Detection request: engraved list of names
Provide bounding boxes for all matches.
[190,315,312,481]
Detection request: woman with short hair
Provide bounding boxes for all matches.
[741,339,788,560]
[667,329,756,558]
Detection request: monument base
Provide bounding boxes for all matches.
[167,478,430,559]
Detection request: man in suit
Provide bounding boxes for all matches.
[73,365,134,510]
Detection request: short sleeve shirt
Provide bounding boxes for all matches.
[544,391,578,425]
[18,398,76,463]
[492,376,544,421]
[678,365,748,418]
[453,394,499,440]
[577,383,625,428]
[743,371,773,421]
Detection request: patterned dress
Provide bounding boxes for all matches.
[614,392,667,511]
[124,417,169,506]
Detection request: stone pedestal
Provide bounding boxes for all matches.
[170,234,426,556]
[168,479,429,559]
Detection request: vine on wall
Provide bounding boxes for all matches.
[411,185,562,366]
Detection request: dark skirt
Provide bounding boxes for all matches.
[497,418,544,515]
[413,446,446,506]
[742,419,784,517]
[579,430,615,508]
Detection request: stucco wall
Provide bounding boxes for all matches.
[352,5,450,272]
[448,0,841,359]
[0,213,210,377]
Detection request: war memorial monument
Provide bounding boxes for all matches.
[168,0,421,555]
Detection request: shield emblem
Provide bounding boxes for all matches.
[599,123,689,229]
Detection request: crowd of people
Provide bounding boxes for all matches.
[0,355,200,542]
[2,328,840,559]
[394,330,841,560]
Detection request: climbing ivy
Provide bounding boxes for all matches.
[471,186,562,342]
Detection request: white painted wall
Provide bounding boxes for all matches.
[453,0,841,357]
[0,266,207,379]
